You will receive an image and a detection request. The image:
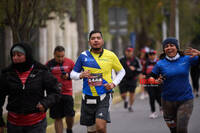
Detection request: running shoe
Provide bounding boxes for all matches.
[144,93,149,99]
[159,110,163,117]
[124,101,128,109]
[149,112,158,119]
[128,107,134,112]
[140,93,145,100]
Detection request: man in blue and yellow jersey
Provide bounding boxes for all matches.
[70,30,125,133]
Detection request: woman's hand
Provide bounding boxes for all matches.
[155,74,165,84]
[36,102,46,112]
[184,47,200,58]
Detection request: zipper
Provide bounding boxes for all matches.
[22,84,25,90]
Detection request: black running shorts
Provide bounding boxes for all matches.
[80,93,112,126]
[119,84,137,94]
[50,95,75,119]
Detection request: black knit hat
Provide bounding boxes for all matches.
[162,37,179,49]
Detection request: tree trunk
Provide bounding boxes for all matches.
[76,0,86,56]
[4,26,13,66]
[0,28,5,68]
[136,29,149,50]
[39,27,48,64]
[93,0,100,30]
[136,0,149,50]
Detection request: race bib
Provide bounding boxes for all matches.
[88,73,103,86]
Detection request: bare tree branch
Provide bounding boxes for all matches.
[29,0,38,29]
[5,0,13,27]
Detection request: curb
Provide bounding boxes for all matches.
[46,86,141,133]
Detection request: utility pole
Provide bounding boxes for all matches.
[162,8,167,41]
[170,0,176,37]
[87,0,94,33]
[175,0,179,40]
[162,20,167,41]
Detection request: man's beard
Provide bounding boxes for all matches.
[91,47,102,51]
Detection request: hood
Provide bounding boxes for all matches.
[10,42,34,72]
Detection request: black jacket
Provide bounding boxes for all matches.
[143,58,158,76]
[0,61,60,126]
[119,56,142,86]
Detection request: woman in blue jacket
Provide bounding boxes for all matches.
[150,37,200,133]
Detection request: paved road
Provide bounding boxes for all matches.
[71,96,200,133]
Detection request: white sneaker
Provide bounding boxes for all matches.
[140,93,145,100]
[144,93,149,99]
[149,112,158,119]
[159,110,163,116]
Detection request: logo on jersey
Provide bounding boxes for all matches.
[98,112,104,117]
[84,58,95,62]
[99,58,110,62]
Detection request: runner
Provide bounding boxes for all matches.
[119,47,142,112]
[70,30,125,133]
[46,46,75,133]
[150,37,200,133]
[139,48,149,100]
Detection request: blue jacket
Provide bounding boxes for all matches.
[152,55,199,101]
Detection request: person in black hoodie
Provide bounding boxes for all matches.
[119,47,142,112]
[0,42,60,133]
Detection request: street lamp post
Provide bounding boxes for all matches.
[87,0,94,32]
[175,0,179,41]
[170,0,176,37]
[162,8,168,41]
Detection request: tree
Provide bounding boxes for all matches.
[76,0,87,55]
[189,1,200,48]
[93,0,100,30]
[0,0,39,43]
[99,0,163,51]
[0,0,75,43]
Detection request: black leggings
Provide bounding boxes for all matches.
[146,86,162,112]
[162,99,193,133]
[190,66,200,92]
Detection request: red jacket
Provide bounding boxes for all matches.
[46,58,74,95]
